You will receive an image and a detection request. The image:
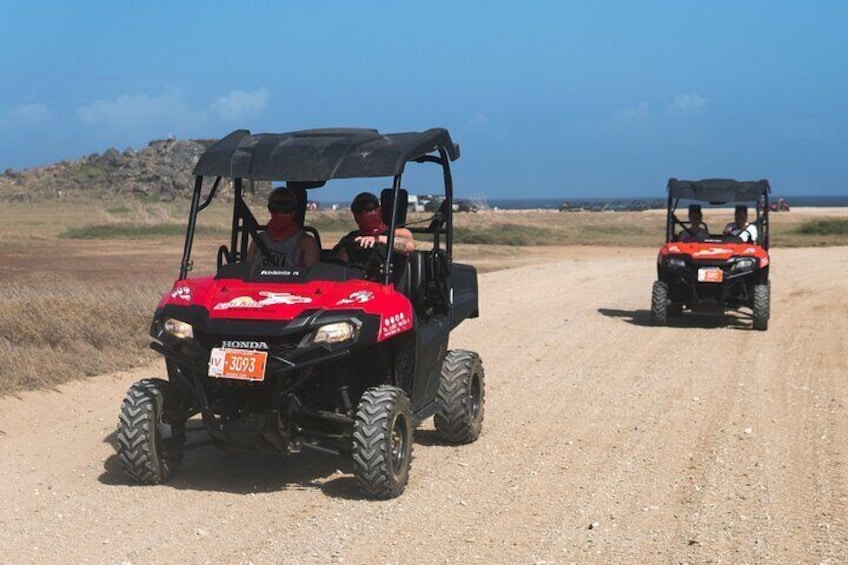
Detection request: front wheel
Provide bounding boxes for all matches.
[116,378,185,484]
[651,281,669,326]
[752,282,770,331]
[352,386,413,499]
[435,350,485,444]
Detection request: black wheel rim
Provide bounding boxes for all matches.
[390,413,409,475]
[469,373,482,421]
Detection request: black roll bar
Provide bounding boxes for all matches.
[179,176,204,280]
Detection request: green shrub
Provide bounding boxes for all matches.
[795,219,848,236]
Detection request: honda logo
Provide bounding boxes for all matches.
[222,340,269,350]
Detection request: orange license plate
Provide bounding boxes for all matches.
[208,348,268,381]
[697,267,723,283]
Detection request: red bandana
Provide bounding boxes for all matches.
[355,209,388,236]
[267,213,298,240]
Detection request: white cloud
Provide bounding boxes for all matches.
[577,102,651,138]
[467,112,490,127]
[77,89,192,127]
[669,92,708,112]
[73,87,269,142]
[210,88,269,121]
[613,102,650,126]
[10,104,49,123]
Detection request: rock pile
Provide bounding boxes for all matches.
[0,138,270,202]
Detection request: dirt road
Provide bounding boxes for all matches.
[1,246,846,564]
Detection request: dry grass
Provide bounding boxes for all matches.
[0,199,845,396]
[0,280,163,395]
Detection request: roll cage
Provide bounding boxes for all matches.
[178,128,461,283]
[665,178,771,249]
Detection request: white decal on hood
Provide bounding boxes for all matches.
[213,291,313,310]
[171,285,191,301]
[693,247,730,257]
[336,290,375,305]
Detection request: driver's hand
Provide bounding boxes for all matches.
[355,235,379,249]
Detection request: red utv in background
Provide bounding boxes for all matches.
[651,178,771,330]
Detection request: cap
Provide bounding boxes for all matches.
[351,192,379,213]
[269,186,298,204]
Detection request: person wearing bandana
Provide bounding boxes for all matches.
[334,192,415,268]
[247,187,320,268]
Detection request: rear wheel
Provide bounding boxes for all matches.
[435,350,485,444]
[117,378,185,484]
[651,281,669,326]
[352,385,413,499]
[752,282,770,331]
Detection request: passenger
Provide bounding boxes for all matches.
[724,205,758,243]
[247,187,320,269]
[680,204,708,242]
[334,192,415,267]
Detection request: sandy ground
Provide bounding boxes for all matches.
[1,245,847,564]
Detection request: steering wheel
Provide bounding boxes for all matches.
[216,245,231,271]
[363,242,388,280]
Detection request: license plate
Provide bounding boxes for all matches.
[208,348,268,381]
[697,267,723,283]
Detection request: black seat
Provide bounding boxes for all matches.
[380,188,408,226]
[288,185,322,249]
[396,251,427,316]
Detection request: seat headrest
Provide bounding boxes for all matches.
[288,185,308,228]
[380,188,408,226]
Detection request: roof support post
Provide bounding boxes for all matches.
[383,175,403,286]
[179,176,204,279]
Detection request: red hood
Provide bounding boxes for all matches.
[159,276,413,341]
[658,241,770,264]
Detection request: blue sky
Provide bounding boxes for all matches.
[1,1,846,198]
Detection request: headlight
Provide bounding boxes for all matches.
[164,318,194,339]
[311,321,359,345]
[667,257,687,269]
[731,258,755,273]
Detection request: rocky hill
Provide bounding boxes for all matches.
[0,138,270,202]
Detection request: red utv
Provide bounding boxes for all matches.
[116,128,484,498]
[651,178,771,330]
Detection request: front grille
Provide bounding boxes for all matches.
[195,331,305,382]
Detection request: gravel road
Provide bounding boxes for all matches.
[1,246,846,564]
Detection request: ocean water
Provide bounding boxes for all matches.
[482,195,848,210]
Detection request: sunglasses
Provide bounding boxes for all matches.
[352,201,379,214]
[268,200,297,214]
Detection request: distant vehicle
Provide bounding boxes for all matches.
[453,199,478,213]
[769,198,790,212]
[651,178,771,330]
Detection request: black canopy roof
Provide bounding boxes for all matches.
[192,128,460,182]
[667,178,770,202]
